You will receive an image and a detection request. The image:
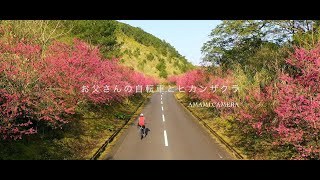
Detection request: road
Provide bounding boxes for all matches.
[105,91,233,160]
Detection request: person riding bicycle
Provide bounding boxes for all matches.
[138,113,146,138]
[138,113,145,128]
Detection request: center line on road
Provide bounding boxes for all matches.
[164,130,168,146]
[161,101,163,105]
[161,97,162,100]
[162,114,165,122]
[161,106,164,111]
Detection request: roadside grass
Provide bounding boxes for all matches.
[0,94,148,160]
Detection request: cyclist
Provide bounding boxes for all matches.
[138,113,146,138]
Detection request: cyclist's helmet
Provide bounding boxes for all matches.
[140,113,144,116]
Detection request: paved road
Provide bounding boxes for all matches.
[106,91,233,160]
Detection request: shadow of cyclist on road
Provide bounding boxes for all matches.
[140,127,150,140]
[145,127,150,137]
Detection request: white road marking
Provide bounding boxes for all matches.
[217,153,223,159]
[161,106,164,111]
[164,130,168,146]
[161,97,162,100]
[162,114,165,122]
[161,101,163,105]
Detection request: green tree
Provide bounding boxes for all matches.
[146,53,154,61]
[156,58,168,78]
[159,70,168,78]
[202,20,319,69]
[134,48,140,57]
[156,59,166,71]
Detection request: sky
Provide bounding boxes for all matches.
[118,20,221,66]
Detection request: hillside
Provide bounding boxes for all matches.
[61,20,194,79]
[117,23,193,78]
[117,22,194,78]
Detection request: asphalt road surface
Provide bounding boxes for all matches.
[106,91,233,160]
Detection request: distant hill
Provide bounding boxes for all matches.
[116,22,194,78]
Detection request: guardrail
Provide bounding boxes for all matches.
[90,97,146,160]
[174,93,244,160]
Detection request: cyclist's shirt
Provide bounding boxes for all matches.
[138,116,145,126]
